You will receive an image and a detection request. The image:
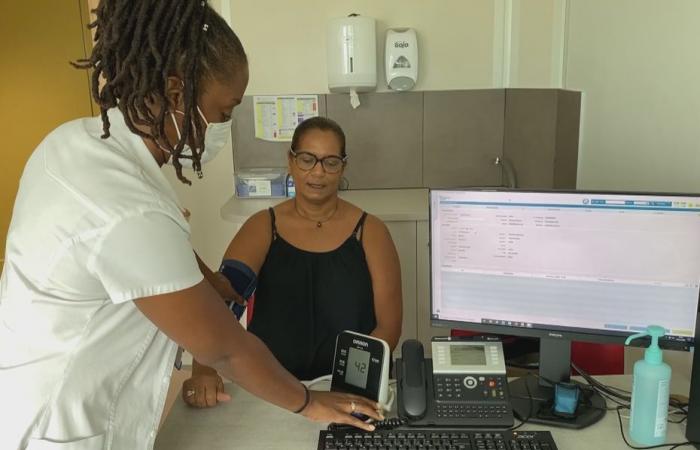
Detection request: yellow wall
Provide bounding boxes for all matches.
[0,1,94,260]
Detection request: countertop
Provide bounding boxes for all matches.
[220,188,429,223]
[155,375,692,450]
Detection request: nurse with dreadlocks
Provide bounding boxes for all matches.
[0,1,382,449]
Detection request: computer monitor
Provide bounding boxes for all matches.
[429,188,700,428]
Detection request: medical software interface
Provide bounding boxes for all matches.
[430,190,700,342]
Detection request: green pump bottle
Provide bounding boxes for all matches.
[625,325,672,446]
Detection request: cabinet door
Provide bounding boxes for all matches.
[384,221,418,356]
[422,90,504,189]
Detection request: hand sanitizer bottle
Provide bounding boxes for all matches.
[625,325,671,446]
[286,174,295,198]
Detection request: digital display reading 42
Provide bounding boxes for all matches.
[331,331,390,406]
[345,347,371,389]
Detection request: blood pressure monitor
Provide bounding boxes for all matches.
[330,331,390,407]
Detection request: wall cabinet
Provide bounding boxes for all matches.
[232,89,581,192]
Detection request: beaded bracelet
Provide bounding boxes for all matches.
[293,384,311,414]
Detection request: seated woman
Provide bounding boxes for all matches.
[183,117,403,407]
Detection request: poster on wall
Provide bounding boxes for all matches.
[253,95,319,142]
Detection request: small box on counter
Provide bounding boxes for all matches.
[235,168,287,198]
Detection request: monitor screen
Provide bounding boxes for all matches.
[430,189,700,348]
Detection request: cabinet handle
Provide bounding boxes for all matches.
[493,157,518,188]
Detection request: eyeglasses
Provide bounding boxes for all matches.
[290,149,347,174]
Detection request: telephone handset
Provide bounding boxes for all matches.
[399,339,427,419]
[397,337,515,428]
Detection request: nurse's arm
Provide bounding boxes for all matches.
[188,211,274,401]
[134,280,382,429]
[189,210,273,388]
[194,252,243,305]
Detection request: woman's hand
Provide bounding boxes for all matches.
[182,373,232,408]
[301,391,384,432]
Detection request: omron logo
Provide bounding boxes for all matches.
[394,41,409,48]
[353,339,369,347]
[548,332,563,339]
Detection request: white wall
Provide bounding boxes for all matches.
[165,0,562,270]
[565,0,700,192]
[230,0,498,94]
[164,0,697,377]
[510,0,567,87]
[563,0,700,377]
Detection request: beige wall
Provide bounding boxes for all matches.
[563,0,700,376]
[231,0,498,94]
[171,1,698,379]
[511,0,565,88]
[566,0,700,193]
[167,0,563,270]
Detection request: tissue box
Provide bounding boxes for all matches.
[235,168,287,198]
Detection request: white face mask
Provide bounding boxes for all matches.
[164,106,232,169]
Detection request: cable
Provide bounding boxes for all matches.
[596,389,631,409]
[572,362,688,418]
[505,361,539,370]
[568,359,697,449]
[575,367,684,413]
[509,374,534,431]
[380,382,396,412]
[571,362,632,403]
[323,378,398,431]
[614,406,697,449]
[303,374,332,388]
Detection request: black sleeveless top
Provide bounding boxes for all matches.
[247,208,376,380]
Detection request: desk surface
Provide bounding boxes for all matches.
[155,375,691,450]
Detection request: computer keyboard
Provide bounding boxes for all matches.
[317,429,558,450]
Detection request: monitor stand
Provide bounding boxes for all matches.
[509,338,606,429]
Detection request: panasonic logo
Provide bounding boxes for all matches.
[353,339,369,347]
[548,332,564,338]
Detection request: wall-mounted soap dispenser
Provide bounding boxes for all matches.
[385,28,418,91]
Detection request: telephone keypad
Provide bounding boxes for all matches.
[434,375,506,402]
[435,402,511,419]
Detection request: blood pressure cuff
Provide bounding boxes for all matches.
[219,259,257,319]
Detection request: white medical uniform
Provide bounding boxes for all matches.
[0,108,203,449]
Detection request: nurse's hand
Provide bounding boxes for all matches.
[301,391,384,432]
[182,373,231,408]
[210,272,245,306]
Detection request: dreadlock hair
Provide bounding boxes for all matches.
[72,0,247,184]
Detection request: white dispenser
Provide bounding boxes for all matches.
[327,14,377,108]
[385,28,418,91]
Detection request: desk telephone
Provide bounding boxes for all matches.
[396,337,515,428]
